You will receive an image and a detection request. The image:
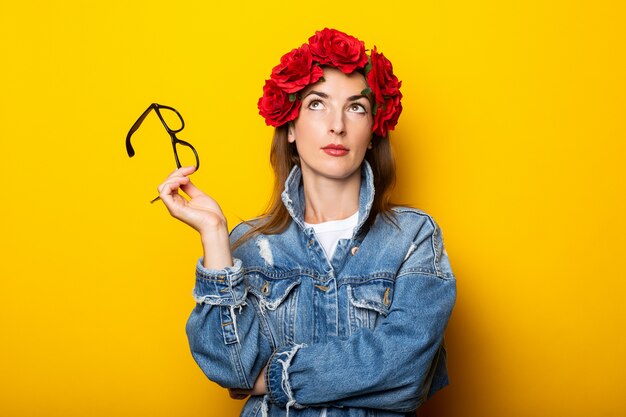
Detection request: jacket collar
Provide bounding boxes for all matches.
[281,161,375,237]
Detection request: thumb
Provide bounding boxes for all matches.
[180,180,204,199]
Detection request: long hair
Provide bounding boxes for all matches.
[232,125,397,250]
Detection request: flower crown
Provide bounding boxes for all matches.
[258,28,403,138]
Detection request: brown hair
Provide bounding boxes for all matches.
[232,125,397,250]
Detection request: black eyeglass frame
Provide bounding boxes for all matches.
[125,103,200,171]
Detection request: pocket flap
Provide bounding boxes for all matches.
[247,274,301,310]
[349,280,393,316]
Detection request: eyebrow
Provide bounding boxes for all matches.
[348,94,371,103]
[302,91,329,99]
[302,91,371,103]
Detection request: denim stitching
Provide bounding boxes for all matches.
[192,288,249,306]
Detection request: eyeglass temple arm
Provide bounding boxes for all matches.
[125,104,159,158]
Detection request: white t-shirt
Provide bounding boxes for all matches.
[304,211,359,260]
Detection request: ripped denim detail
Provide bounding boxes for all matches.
[192,288,249,307]
[278,344,306,416]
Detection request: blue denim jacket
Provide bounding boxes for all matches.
[186,162,456,417]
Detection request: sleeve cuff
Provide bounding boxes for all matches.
[192,257,246,306]
[266,344,306,408]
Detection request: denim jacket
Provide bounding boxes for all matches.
[186,162,456,417]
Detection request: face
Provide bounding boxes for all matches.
[288,66,373,183]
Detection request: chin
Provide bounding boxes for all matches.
[300,158,363,181]
[320,166,361,181]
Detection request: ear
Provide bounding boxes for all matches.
[287,122,296,143]
[367,141,373,149]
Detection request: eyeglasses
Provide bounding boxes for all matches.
[126,103,200,203]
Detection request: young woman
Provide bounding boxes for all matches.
[157,28,456,417]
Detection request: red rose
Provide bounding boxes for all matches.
[367,47,401,97]
[367,47,402,136]
[258,79,301,127]
[308,28,368,73]
[271,44,324,94]
[372,92,403,137]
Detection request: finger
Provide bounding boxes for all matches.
[180,180,205,199]
[157,176,191,197]
[163,167,195,186]
[158,167,196,191]
[228,389,250,400]
[229,388,250,395]
[168,165,196,178]
[157,179,191,211]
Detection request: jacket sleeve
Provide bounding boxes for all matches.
[265,218,457,413]
[185,227,273,389]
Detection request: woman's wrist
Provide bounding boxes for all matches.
[200,223,233,269]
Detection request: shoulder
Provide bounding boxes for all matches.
[229,217,264,246]
[391,206,438,222]
[384,206,454,279]
[228,218,265,266]
[386,206,444,238]
[229,219,255,239]
[228,216,296,253]
[228,217,308,271]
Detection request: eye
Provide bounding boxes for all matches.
[307,100,325,110]
[348,103,367,113]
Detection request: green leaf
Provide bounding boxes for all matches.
[289,94,297,102]
[361,87,372,96]
[372,103,378,116]
[364,57,373,75]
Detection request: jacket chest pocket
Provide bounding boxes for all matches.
[348,279,393,332]
[247,274,301,346]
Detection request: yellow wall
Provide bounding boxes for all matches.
[1,1,624,416]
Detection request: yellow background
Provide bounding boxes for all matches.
[1,1,624,416]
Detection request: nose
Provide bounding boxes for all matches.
[329,109,346,137]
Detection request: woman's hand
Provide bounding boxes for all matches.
[228,388,250,400]
[227,366,268,399]
[157,166,233,269]
[157,166,226,234]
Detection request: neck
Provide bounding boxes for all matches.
[301,169,361,224]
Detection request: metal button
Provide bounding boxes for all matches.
[383,288,391,306]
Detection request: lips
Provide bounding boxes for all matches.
[322,144,349,156]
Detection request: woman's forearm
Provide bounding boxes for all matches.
[200,223,233,269]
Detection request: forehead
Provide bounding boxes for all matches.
[300,66,368,97]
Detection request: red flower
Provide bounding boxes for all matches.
[372,92,403,137]
[367,47,402,136]
[257,79,301,127]
[257,30,403,133]
[271,44,324,94]
[308,28,368,73]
